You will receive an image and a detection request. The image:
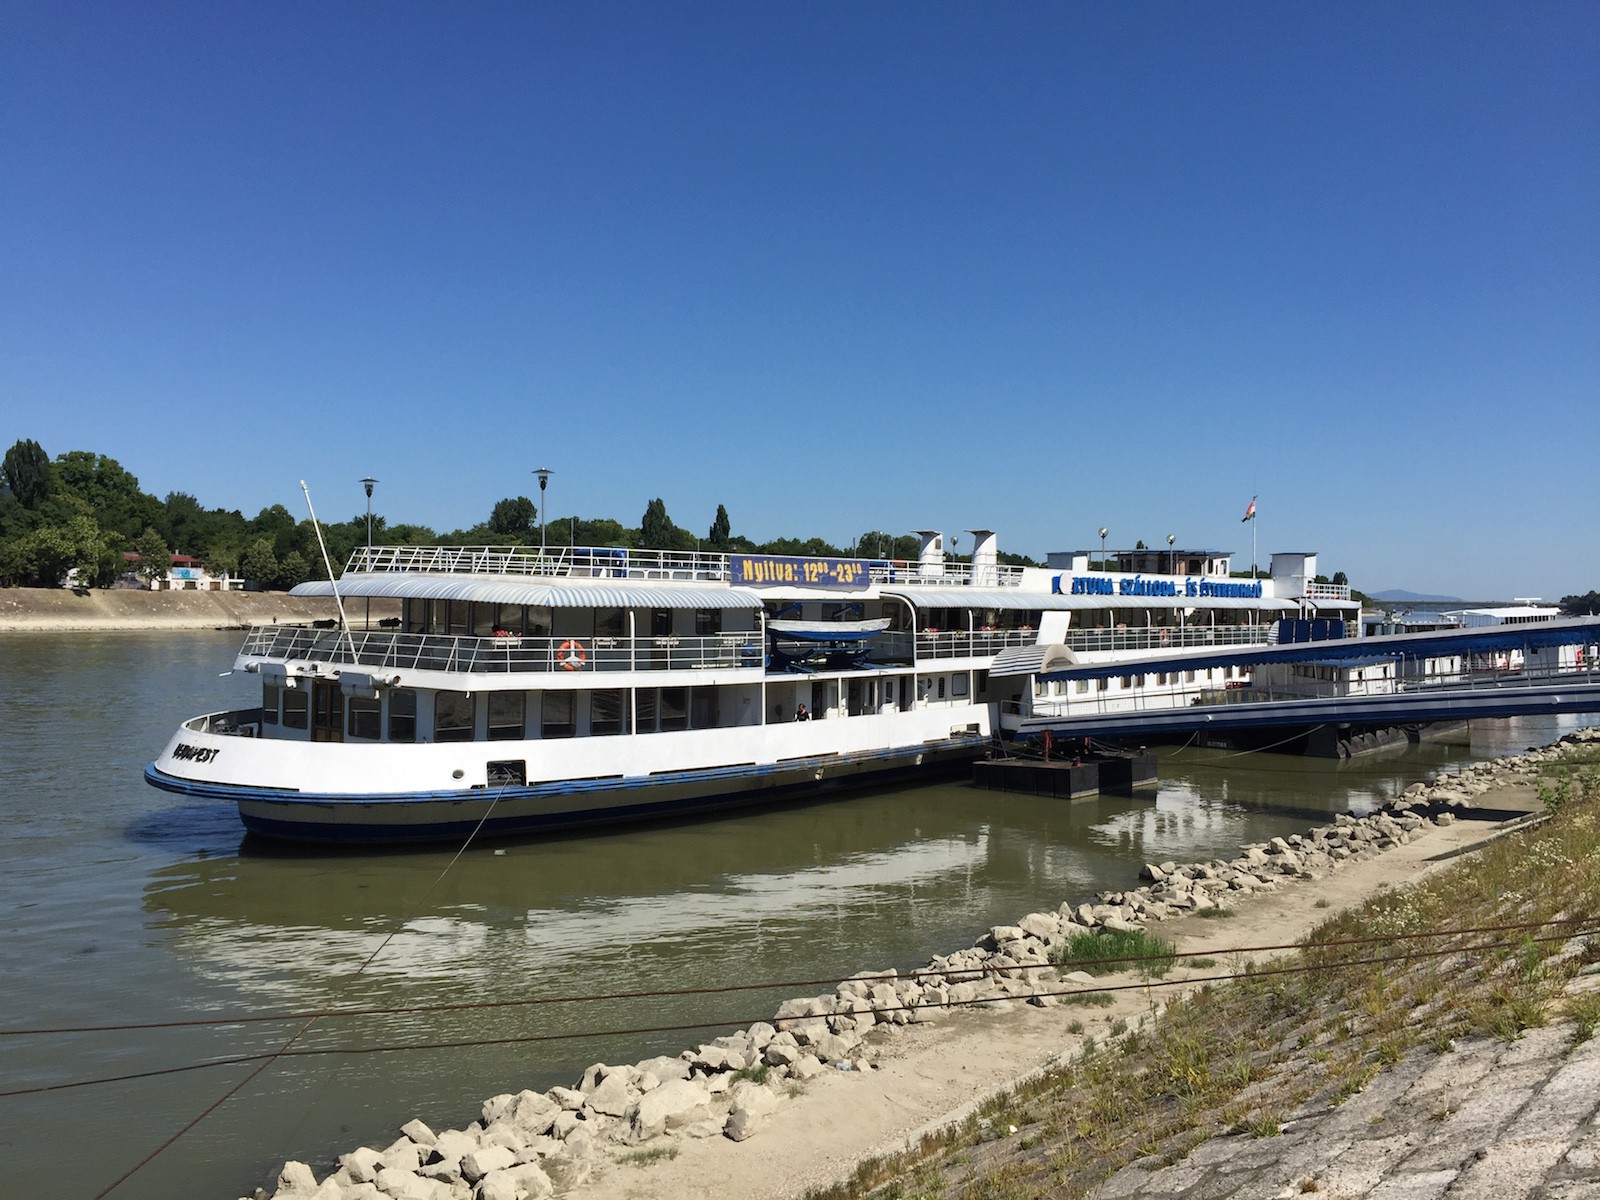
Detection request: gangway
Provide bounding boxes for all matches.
[1007,616,1600,742]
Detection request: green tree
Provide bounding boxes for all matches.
[708,504,731,551]
[1,439,52,508]
[1560,591,1600,617]
[26,515,108,587]
[249,504,298,557]
[489,496,537,539]
[277,549,311,589]
[640,498,676,550]
[132,527,171,587]
[52,450,162,542]
[240,538,279,589]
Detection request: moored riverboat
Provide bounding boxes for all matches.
[145,532,1358,843]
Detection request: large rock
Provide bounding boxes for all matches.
[627,1077,714,1142]
[339,1146,384,1184]
[460,1144,516,1183]
[478,1161,554,1200]
[724,1081,782,1142]
[585,1070,638,1118]
[275,1162,319,1195]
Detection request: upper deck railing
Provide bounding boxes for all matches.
[1306,581,1352,601]
[344,545,1026,587]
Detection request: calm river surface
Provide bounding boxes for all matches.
[0,630,1585,1199]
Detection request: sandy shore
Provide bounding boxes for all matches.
[0,586,363,631]
[569,796,1536,1200]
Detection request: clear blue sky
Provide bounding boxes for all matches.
[4,2,1596,600]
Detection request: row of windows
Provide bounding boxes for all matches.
[402,600,737,640]
[1033,667,1243,698]
[262,683,720,742]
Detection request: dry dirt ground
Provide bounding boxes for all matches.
[571,800,1533,1200]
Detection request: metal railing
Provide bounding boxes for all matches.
[1008,654,1600,723]
[916,629,1041,659]
[240,626,767,675]
[1305,581,1352,601]
[343,544,1026,587]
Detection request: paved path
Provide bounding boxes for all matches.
[1097,1016,1600,1199]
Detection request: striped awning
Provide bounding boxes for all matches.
[881,587,1296,612]
[990,645,1081,677]
[291,575,763,611]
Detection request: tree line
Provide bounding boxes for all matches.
[0,438,1040,590]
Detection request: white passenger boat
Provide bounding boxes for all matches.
[145,532,1358,843]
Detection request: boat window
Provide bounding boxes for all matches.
[496,604,524,636]
[526,606,553,638]
[651,609,672,637]
[435,690,475,742]
[553,608,592,639]
[690,686,718,728]
[937,677,946,700]
[636,688,658,732]
[405,600,426,634]
[591,689,629,736]
[283,685,309,730]
[660,687,688,731]
[262,682,281,725]
[952,675,968,698]
[347,695,381,741]
[541,691,575,739]
[388,689,417,742]
[1075,679,1089,695]
[446,601,470,638]
[488,691,525,741]
[471,603,497,637]
[694,608,721,635]
[1034,679,1047,698]
[595,608,625,638]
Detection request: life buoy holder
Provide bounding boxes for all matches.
[557,639,587,671]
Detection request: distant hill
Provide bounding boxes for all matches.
[1370,589,1467,604]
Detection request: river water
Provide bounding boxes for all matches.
[0,630,1584,1200]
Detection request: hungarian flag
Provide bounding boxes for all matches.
[1241,496,1257,523]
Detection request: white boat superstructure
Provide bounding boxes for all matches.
[146,532,1359,842]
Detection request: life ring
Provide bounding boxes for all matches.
[557,639,587,671]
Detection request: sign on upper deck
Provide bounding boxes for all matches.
[732,554,868,590]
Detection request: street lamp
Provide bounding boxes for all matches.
[1167,533,1176,576]
[1098,527,1108,571]
[533,467,553,554]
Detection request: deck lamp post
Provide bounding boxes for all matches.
[359,477,378,628]
[1167,533,1175,576]
[534,468,553,555]
[1098,527,1108,572]
[360,478,378,555]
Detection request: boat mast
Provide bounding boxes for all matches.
[300,480,359,663]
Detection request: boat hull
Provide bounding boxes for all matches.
[145,737,985,844]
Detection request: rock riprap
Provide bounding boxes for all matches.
[252,729,1596,1199]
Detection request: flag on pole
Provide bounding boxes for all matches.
[1241,496,1257,523]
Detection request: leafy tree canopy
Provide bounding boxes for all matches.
[2,438,52,508]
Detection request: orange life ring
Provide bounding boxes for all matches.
[557,639,587,671]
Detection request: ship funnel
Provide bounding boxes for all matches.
[915,530,944,577]
[969,529,998,586]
